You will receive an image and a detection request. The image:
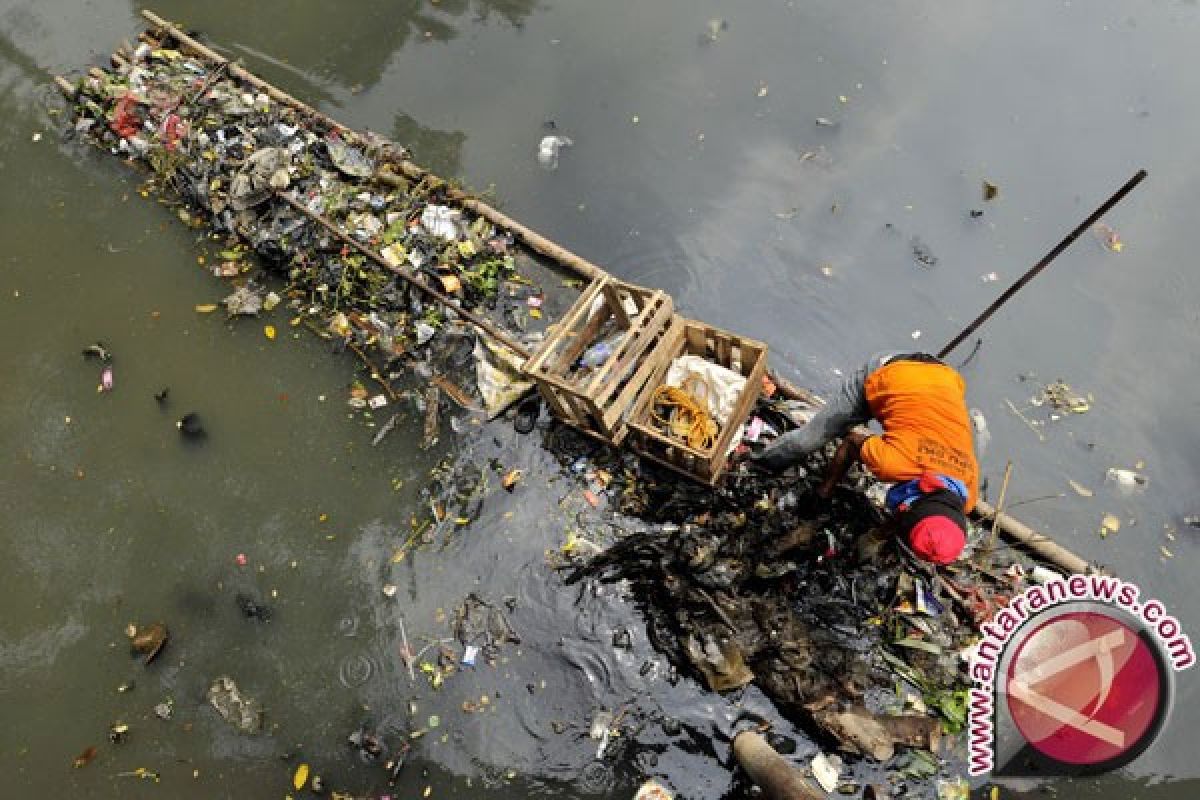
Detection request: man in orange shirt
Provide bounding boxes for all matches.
[752,352,978,564]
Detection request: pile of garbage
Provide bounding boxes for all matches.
[65,42,542,413]
[558,390,1038,795]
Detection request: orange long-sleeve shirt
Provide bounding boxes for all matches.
[857,360,979,512]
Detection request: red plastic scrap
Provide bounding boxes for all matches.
[162,113,183,151]
[111,94,141,139]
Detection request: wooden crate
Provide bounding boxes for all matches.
[521,276,675,443]
[626,318,768,485]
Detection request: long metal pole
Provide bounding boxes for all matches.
[938,169,1147,359]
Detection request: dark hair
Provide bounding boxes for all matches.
[897,488,967,535]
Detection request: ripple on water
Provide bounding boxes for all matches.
[577,760,615,793]
[337,615,360,637]
[338,653,375,688]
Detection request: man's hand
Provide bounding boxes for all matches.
[816,430,870,499]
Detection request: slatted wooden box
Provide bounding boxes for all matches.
[521,276,675,443]
[626,318,768,484]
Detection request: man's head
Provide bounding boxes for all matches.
[899,488,968,564]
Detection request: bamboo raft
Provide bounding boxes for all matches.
[54,10,1098,577]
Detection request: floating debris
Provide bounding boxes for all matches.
[1067,478,1094,498]
[700,18,728,44]
[1107,468,1148,490]
[72,746,98,769]
[126,621,168,664]
[537,135,573,170]
[207,676,264,734]
[810,752,841,793]
[293,763,310,791]
[1094,222,1124,252]
[1035,380,1090,414]
[223,286,263,316]
[81,341,112,362]
[177,412,206,437]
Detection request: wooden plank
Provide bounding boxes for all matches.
[602,281,631,328]
[523,278,604,376]
[552,285,614,375]
[602,329,672,432]
[536,383,570,421]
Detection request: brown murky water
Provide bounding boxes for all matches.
[1,1,1197,797]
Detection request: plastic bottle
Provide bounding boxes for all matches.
[969,408,990,452]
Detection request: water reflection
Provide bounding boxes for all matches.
[145,0,540,89]
[393,111,467,177]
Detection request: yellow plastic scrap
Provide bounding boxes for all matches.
[293,763,310,790]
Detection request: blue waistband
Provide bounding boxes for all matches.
[885,474,968,512]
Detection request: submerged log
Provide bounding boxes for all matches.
[732,731,824,800]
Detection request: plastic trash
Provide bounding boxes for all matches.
[537,135,573,170]
[810,752,841,793]
[414,321,437,346]
[664,354,746,427]
[461,645,479,666]
[207,676,264,733]
[580,333,624,368]
[969,408,989,452]
[475,338,534,417]
[1030,565,1063,584]
[589,710,613,740]
[420,204,461,241]
[635,780,674,800]
[1106,468,1148,490]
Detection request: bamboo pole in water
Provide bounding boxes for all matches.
[139,9,607,284]
[973,499,1094,575]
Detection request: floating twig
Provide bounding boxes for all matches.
[398,615,416,683]
[1004,397,1044,441]
[987,461,1013,555]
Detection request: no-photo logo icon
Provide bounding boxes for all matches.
[996,605,1170,775]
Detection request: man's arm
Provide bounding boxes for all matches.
[817,430,870,498]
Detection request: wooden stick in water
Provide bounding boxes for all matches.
[987,460,1013,555]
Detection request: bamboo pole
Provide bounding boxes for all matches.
[140,9,606,285]
[732,732,824,800]
[972,499,1094,575]
[277,193,531,359]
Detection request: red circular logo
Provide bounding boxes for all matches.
[1005,610,1165,768]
